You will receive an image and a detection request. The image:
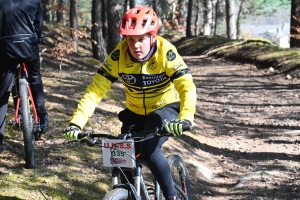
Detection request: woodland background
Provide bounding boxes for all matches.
[42,0,300,62]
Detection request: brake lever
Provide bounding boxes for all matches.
[81,136,97,147]
[118,133,132,139]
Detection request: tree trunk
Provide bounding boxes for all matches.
[203,0,213,35]
[225,0,236,39]
[102,0,108,47]
[123,0,128,15]
[210,0,217,35]
[43,0,51,22]
[194,0,203,36]
[290,0,300,47]
[69,0,78,52]
[91,0,107,62]
[57,0,65,24]
[176,0,188,36]
[107,0,122,54]
[129,0,135,8]
[186,0,193,37]
[236,0,245,40]
[213,0,219,35]
[152,0,157,13]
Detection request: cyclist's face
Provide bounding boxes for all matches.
[126,33,156,60]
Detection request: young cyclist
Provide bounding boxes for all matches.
[0,0,50,152]
[64,7,196,200]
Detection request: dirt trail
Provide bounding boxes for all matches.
[1,54,299,200]
[176,56,300,200]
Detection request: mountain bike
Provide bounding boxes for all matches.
[8,33,55,169]
[75,126,192,200]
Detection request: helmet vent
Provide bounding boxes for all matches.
[130,20,136,28]
[142,20,147,26]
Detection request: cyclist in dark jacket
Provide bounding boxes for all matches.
[0,0,49,152]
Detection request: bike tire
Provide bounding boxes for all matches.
[167,154,192,200]
[19,78,35,169]
[103,188,130,200]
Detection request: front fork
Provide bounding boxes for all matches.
[111,165,151,200]
[14,82,39,124]
[10,64,39,131]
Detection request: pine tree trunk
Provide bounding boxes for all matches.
[57,0,65,24]
[43,0,51,22]
[186,0,193,37]
[91,0,107,61]
[225,0,236,39]
[290,0,300,47]
[69,0,78,52]
[107,0,122,54]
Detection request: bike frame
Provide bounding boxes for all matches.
[14,63,39,127]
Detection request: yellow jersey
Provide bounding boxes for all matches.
[70,36,197,129]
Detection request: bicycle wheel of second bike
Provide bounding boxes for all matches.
[19,78,35,169]
[103,188,130,200]
[166,154,192,200]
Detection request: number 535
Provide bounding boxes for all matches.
[112,150,125,156]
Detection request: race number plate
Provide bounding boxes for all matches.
[102,139,136,168]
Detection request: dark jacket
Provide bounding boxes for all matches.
[0,0,43,61]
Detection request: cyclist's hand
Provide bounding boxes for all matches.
[63,125,81,140]
[164,119,191,136]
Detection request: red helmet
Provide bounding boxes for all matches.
[119,7,160,35]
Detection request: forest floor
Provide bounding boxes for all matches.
[0,30,299,200]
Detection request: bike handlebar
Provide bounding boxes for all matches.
[76,124,192,146]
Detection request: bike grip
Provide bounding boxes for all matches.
[182,124,192,131]
[77,133,85,139]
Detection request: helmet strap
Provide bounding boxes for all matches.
[150,33,157,47]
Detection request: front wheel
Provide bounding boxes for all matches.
[167,154,192,200]
[103,188,130,200]
[19,78,35,169]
